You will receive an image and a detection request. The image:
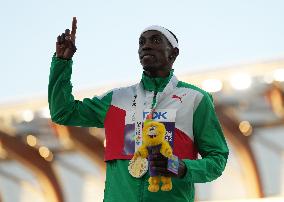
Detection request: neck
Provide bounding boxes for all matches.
[143,65,172,78]
[144,70,170,78]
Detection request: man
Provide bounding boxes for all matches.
[49,17,229,202]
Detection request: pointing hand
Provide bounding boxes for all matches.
[56,17,77,59]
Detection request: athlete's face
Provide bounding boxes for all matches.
[138,30,174,74]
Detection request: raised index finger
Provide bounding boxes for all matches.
[71,17,77,42]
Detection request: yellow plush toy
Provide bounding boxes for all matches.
[132,119,173,192]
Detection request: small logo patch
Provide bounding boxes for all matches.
[172,94,186,103]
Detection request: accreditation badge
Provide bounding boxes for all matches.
[128,109,176,178]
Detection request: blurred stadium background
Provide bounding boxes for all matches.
[1,1,284,201]
[0,57,284,201]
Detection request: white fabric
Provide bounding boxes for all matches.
[133,75,180,151]
[142,25,179,48]
[111,75,205,142]
[134,83,145,151]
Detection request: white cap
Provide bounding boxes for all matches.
[142,25,179,48]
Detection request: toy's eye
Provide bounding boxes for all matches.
[149,126,156,131]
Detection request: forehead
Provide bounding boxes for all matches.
[139,30,166,39]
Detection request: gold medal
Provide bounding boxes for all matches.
[128,157,148,178]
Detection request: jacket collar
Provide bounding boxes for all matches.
[141,70,174,92]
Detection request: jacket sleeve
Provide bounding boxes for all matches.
[48,55,112,127]
[182,92,229,183]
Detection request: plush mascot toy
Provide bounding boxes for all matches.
[132,119,173,192]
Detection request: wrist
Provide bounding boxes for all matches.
[56,54,72,61]
[178,159,187,178]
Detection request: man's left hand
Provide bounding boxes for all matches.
[148,154,187,178]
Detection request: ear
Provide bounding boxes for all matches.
[169,48,179,61]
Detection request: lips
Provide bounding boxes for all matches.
[140,53,155,59]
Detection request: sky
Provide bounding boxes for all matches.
[0,0,284,103]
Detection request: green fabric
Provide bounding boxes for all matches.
[141,70,174,92]
[48,56,112,127]
[177,81,209,97]
[103,80,228,202]
[104,160,194,202]
[48,56,228,201]
[177,81,229,183]
[141,70,174,109]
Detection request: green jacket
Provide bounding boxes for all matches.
[48,56,229,202]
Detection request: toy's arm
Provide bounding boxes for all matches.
[133,145,148,159]
[160,141,173,158]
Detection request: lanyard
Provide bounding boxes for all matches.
[133,75,178,152]
[134,84,158,151]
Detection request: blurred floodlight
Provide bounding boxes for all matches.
[230,73,252,90]
[273,68,284,82]
[201,79,223,92]
[22,110,34,122]
[40,106,51,118]
[239,121,253,136]
[26,134,37,147]
[45,152,54,162]
[39,146,50,158]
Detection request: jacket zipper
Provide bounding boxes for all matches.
[140,81,158,201]
[151,77,158,110]
[151,91,158,109]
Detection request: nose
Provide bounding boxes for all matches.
[139,44,153,56]
[142,46,152,52]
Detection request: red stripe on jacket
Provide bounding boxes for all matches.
[174,128,198,160]
[104,105,198,161]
